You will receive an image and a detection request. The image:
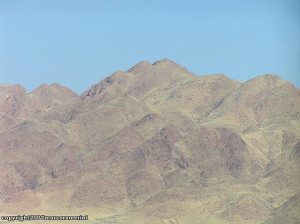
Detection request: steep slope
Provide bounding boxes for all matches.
[142,74,241,121]
[28,83,78,113]
[204,74,300,126]
[262,192,300,224]
[0,84,28,119]
[0,59,299,224]
[81,59,195,103]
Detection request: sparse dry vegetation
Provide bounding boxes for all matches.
[0,59,299,223]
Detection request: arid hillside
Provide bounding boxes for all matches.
[0,59,299,224]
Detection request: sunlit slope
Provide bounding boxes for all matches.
[0,59,299,223]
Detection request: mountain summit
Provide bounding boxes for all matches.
[0,59,299,223]
[81,59,195,102]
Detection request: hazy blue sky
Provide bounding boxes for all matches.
[0,0,299,94]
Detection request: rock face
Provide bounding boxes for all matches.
[0,59,300,223]
[0,84,28,118]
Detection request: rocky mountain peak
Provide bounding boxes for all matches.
[1,60,299,224]
[31,83,77,97]
[152,58,178,66]
[127,60,152,73]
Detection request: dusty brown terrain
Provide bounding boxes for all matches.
[0,59,299,223]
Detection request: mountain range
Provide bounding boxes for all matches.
[0,59,299,223]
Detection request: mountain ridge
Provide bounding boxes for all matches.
[1,59,296,97]
[0,59,299,224]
